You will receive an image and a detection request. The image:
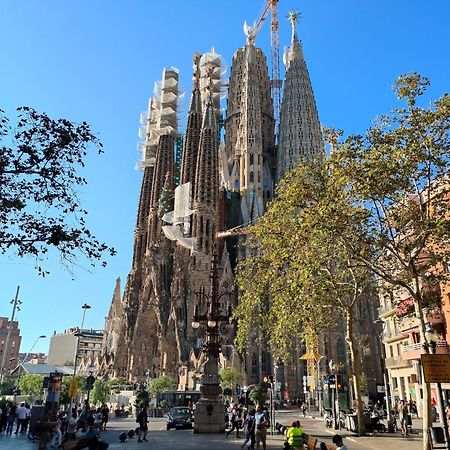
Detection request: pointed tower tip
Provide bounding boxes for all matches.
[286,10,304,66]
[288,10,301,43]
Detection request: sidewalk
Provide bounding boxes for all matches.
[0,415,424,450]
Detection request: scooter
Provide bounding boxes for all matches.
[324,408,333,428]
[365,412,386,433]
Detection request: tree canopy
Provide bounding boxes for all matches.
[147,375,177,397]
[18,373,44,398]
[0,107,115,273]
[234,73,450,443]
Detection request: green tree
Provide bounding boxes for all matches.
[147,375,177,398]
[109,377,128,394]
[90,378,111,406]
[0,107,115,274]
[135,388,150,409]
[220,367,243,401]
[330,73,450,449]
[18,374,44,398]
[234,158,373,434]
[60,375,88,405]
[219,367,243,391]
[248,386,267,407]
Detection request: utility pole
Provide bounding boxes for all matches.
[0,286,21,381]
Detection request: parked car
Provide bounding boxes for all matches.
[166,407,193,430]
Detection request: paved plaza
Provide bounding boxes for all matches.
[0,410,425,450]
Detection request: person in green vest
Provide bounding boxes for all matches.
[285,420,304,449]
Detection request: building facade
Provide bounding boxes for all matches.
[101,13,382,399]
[47,328,103,367]
[0,317,21,376]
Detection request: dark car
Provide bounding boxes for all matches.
[166,407,193,430]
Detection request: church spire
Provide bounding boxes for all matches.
[277,11,323,182]
[181,53,202,188]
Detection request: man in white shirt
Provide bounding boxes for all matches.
[15,402,27,433]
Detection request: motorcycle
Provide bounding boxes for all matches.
[323,408,333,428]
[365,411,386,433]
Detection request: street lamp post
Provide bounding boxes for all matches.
[191,250,231,433]
[10,335,46,374]
[373,319,394,432]
[69,303,91,414]
[424,323,450,449]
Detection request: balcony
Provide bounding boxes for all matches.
[377,303,396,317]
[403,340,449,360]
[385,355,411,369]
[398,308,445,333]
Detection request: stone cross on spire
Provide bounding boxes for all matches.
[288,10,301,43]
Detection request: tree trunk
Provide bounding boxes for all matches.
[413,292,432,450]
[345,309,366,436]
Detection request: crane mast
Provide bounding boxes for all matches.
[244,1,282,138]
[270,0,282,138]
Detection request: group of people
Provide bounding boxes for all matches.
[225,403,270,450]
[0,402,31,435]
[46,402,108,448]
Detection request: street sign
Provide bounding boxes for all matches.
[421,354,450,383]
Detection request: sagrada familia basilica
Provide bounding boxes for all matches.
[98,12,382,398]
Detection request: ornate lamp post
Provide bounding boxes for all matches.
[424,323,450,449]
[191,250,231,433]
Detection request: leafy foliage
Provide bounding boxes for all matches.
[90,378,111,406]
[248,386,267,406]
[109,377,128,394]
[219,367,243,390]
[147,375,177,397]
[0,107,116,273]
[18,374,44,397]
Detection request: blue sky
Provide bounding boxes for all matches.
[1,0,449,355]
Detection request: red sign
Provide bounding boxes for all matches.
[283,390,289,399]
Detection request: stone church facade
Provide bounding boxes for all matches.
[99,16,382,400]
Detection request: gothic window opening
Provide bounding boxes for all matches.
[249,171,254,183]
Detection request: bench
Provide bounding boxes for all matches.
[303,433,318,450]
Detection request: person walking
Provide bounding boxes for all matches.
[50,413,63,448]
[101,403,109,431]
[254,405,268,450]
[226,405,240,438]
[398,400,409,436]
[241,408,255,449]
[136,406,148,443]
[6,405,16,435]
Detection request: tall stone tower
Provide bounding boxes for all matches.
[107,67,180,380]
[277,12,324,181]
[224,42,275,223]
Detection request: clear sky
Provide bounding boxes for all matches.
[1,0,449,356]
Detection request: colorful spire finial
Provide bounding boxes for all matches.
[288,10,301,42]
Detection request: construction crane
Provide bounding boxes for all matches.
[244,0,282,137]
[216,225,249,239]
